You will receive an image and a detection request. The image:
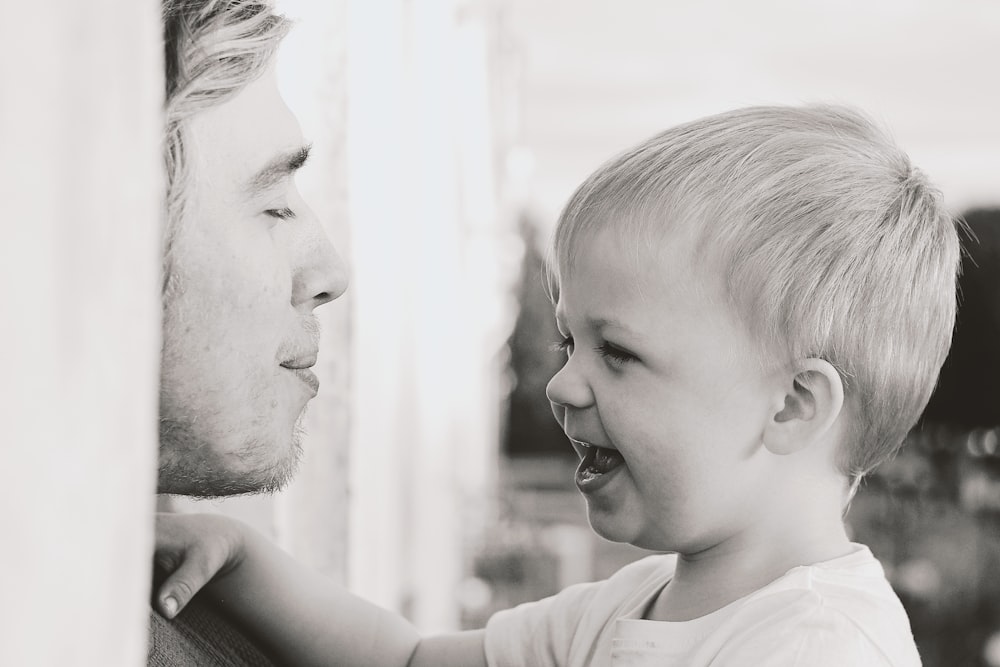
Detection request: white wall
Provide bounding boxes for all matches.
[274,0,355,585]
[345,0,510,632]
[0,0,163,664]
[507,0,1000,226]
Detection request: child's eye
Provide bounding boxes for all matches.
[551,336,574,356]
[265,207,296,221]
[597,342,635,366]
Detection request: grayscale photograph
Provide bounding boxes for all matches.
[1,1,998,665]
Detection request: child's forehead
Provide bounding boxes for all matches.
[554,243,716,340]
[555,214,714,290]
[552,216,776,338]
[552,221,784,362]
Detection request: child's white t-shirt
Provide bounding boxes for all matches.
[484,544,920,667]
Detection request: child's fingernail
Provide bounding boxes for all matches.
[163,596,178,617]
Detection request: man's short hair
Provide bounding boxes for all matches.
[161,0,290,293]
[548,105,961,482]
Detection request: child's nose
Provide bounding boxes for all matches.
[546,359,594,411]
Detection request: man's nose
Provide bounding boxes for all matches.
[291,208,349,311]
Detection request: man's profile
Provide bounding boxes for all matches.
[150,0,347,663]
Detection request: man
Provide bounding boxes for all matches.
[149,1,347,663]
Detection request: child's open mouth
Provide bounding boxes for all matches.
[574,442,626,493]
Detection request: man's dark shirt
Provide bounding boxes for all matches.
[147,566,277,666]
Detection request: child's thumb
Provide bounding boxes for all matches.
[156,557,212,619]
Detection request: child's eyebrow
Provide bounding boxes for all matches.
[588,316,644,340]
[588,316,626,330]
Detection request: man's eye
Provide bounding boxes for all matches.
[265,207,296,220]
[551,336,574,355]
[597,342,635,366]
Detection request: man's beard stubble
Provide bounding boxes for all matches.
[158,253,309,498]
[157,259,312,498]
[157,407,307,498]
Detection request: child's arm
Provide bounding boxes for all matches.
[154,513,486,667]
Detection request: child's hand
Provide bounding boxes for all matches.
[153,512,247,619]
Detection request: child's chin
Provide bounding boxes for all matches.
[586,511,640,546]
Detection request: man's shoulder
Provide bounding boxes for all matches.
[147,599,277,667]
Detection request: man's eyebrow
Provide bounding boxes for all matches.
[244,144,312,196]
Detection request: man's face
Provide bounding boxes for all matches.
[158,65,348,496]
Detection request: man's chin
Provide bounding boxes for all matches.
[157,422,303,498]
[156,459,298,497]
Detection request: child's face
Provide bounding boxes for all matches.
[547,227,786,553]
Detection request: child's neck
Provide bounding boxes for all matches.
[644,498,852,622]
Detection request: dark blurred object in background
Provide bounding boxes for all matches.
[502,215,574,459]
[853,207,1000,667]
[924,208,1000,428]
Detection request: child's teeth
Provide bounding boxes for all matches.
[588,446,624,474]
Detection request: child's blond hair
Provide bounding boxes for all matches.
[548,105,961,482]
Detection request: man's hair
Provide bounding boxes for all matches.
[548,105,961,482]
[161,0,290,293]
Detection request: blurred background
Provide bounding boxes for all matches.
[173,1,1000,665]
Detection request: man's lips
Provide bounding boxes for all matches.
[280,355,317,370]
[281,358,319,394]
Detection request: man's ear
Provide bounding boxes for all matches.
[763,358,845,456]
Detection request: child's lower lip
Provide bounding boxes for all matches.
[574,453,625,494]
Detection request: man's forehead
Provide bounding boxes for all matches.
[187,66,307,190]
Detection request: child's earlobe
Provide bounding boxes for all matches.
[763,359,845,455]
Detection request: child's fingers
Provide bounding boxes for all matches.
[155,545,223,619]
[152,512,246,619]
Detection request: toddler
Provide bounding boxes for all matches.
[154,105,959,666]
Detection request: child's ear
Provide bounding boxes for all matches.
[763,358,845,455]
